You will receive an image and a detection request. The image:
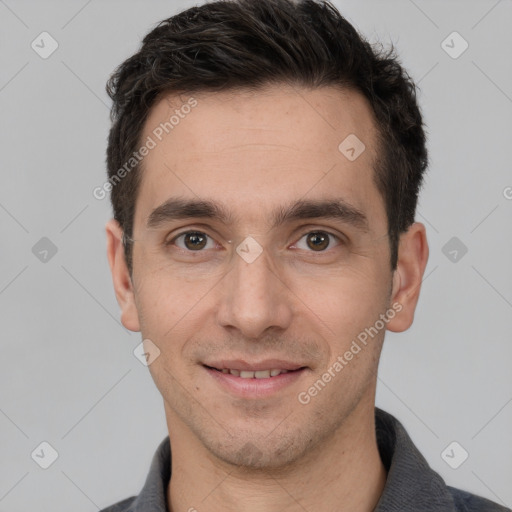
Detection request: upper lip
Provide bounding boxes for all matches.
[204,359,306,371]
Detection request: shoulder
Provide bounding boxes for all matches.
[447,486,511,512]
[98,496,136,512]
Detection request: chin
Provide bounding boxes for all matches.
[201,428,311,471]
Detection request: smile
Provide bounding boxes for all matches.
[207,367,293,379]
[203,363,308,398]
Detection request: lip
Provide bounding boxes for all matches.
[203,364,308,399]
[203,359,305,372]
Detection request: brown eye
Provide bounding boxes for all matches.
[185,232,207,250]
[306,231,330,251]
[173,231,212,251]
[293,230,341,252]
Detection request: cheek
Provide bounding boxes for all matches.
[301,265,388,336]
[133,270,207,350]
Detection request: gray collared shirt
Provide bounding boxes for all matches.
[99,408,510,511]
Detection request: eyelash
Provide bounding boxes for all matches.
[167,229,343,253]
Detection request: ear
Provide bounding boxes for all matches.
[105,219,141,332]
[386,222,429,333]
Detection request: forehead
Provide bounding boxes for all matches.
[135,84,384,232]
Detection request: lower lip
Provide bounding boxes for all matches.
[204,366,307,398]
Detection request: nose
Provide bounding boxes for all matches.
[215,246,294,339]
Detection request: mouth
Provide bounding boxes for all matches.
[202,361,309,398]
[204,365,304,379]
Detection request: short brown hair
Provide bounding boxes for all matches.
[106,0,428,272]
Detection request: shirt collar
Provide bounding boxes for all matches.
[373,407,457,511]
[128,407,457,512]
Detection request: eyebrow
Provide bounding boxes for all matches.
[146,197,369,232]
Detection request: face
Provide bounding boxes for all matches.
[108,84,424,469]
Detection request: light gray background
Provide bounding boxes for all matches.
[1,0,511,510]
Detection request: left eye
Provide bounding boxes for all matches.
[293,231,340,252]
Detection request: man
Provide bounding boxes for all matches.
[101,0,509,511]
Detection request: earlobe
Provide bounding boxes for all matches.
[386,222,429,333]
[105,219,141,332]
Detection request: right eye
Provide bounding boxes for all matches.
[169,231,217,251]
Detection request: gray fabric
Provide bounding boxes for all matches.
[99,408,510,511]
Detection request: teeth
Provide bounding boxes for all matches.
[222,368,290,378]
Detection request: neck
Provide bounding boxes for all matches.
[166,398,387,512]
